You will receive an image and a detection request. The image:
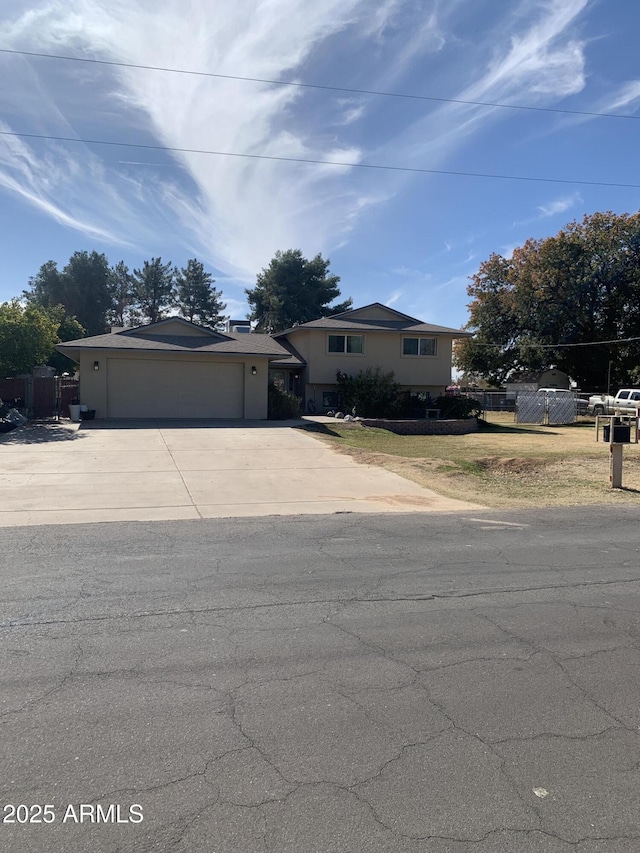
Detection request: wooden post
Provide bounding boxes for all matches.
[610,443,623,488]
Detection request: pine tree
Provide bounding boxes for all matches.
[175,259,227,329]
[131,257,175,324]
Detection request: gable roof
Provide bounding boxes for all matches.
[275,302,470,337]
[57,319,303,362]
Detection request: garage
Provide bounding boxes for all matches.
[57,316,302,420]
[107,358,245,419]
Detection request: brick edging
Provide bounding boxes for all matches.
[360,418,479,435]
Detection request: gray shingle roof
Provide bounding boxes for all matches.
[275,303,470,337]
[277,317,469,335]
[58,329,300,360]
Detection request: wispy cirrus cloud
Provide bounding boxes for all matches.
[0,0,600,296]
[512,191,582,226]
[536,192,582,218]
[1,0,449,283]
[598,79,640,114]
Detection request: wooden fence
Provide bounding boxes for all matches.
[0,376,79,419]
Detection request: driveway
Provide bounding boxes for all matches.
[0,420,480,526]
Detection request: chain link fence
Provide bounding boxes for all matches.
[469,390,588,425]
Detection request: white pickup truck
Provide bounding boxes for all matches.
[588,389,640,415]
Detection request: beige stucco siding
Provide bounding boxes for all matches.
[286,329,453,387]
[77,351,269,419]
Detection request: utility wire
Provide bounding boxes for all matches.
[2,129,640,189]
[1,47,639,123]
[476,336,640,348]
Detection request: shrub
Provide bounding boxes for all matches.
[434,395,481,419]
[268,382,302,419]
[336,367,406,418]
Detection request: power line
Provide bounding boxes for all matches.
[476,336,640,348]
[2,128,640,189]
[1,46,639,123]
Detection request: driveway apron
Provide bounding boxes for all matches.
[0,421,481,526]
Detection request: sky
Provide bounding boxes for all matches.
[1,0,640,330]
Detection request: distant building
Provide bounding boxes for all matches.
[224,319,251,334]
[505,368,571,398]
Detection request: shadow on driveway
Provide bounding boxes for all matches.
[0,422,89,445]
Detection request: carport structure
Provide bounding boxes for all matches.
[57,317,305,420]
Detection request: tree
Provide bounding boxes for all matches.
[25,251,112,336]
[131,257,175,324]
[175,259,227,329]
[454,212,640,388]
[108,261,134,328]
[0,301,59,376]
[246,249,351,333]
[46,308,85,374]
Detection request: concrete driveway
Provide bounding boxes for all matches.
[0,420,480,526]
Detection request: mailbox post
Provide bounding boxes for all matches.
[595,414,638,488]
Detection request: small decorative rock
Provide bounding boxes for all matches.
[344,414,353,421]
[335,411,345,419]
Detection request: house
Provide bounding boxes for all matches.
[272,303,470,412]
[57,304,469,419]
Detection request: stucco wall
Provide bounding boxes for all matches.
[77,350,269,419]
[286,328,453,386]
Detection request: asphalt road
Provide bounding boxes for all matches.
[1,506,640,852]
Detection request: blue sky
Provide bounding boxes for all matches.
[1,0,639,330]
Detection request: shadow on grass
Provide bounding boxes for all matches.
[294,422,345,438]
[478,419,559,436]
[0,422,88,445]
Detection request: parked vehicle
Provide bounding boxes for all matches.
[535,390,588,414]
[587,389,640,415]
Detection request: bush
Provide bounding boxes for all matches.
[268,382,302,419]
[434,395,481,419]
[336,367,406,418]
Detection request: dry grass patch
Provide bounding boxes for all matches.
[298,420,640,508]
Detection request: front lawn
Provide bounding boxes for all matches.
[298,420,640,507]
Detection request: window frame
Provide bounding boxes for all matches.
[401,336,438,358]
[327,333,365,355]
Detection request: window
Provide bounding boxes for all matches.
[322,391,340,408]
[327,334,364,354]
[402,337,437,357]
[618,391,630,400]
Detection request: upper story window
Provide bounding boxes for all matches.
[402,337,437,357]
[328,334,364,354]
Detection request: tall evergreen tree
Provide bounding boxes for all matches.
[246,249,351,333]
[25,251,111,336]
[175,259,227,329]
[108,261,134,327]
[131,257,175,324]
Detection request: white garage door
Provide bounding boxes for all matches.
[107,358,244,418]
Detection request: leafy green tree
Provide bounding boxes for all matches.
[46,308,85,374]
[454,212,640,388]
[0,301,60,376]
[131,257,175,324]
[247,249,351,333]
[108,261,134,328]
[25,251,111,336]
[175,259,227,328]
